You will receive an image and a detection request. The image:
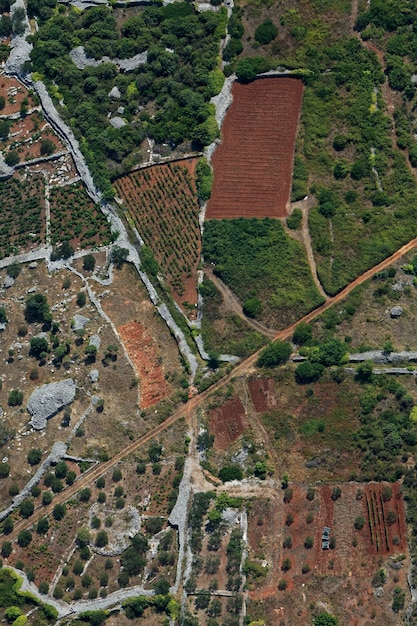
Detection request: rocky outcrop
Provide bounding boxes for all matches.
[27,379,76,429]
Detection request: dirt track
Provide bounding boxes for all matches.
[7,234,417,540]
[204,267,277,338]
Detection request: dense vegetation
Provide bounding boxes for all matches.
[304,38,417,294]
[203,218,324,328]
[30,3,227,197]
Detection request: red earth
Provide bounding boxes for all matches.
[364,483,406,555]
[118,321,171,409]
[248,377,278,412]
[209,396,247,449]
[206,77,303,220]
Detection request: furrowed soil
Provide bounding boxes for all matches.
[208,396,248,450]
[114,159,201,316]
[206,77,303,220]
[246,484,409,626]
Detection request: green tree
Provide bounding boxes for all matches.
[53,503,66,520]
[19,499,34,518]
[8,390,23,406]
[95,530,109,548]
[40,138,55,156]
[37,516,49,535]
[83,254,96,272]
[17,529,32,547]
[313,613,339,626]
[293,322,312,345]
[29,336,49,359]
[27,448,42,465]
[254,18,278,45]
[5,151,19,167]
[219,465,243,482]
[257,340,292,368]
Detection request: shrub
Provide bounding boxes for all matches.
[42,491,53,505]
[95,531,109,548]
[1,541,12,557]
[76,291,86,307]
[9,484,19,497]
[304,536,314,549]
[354,516,365,530]
[27,448,42,466]
[257,340,292,368]
[36,517,49,535]
[8,390,23,406]
[283,536,292,549]
[254,19,278,45]
[96,477,105,489]
[278,579,287,591]
[218,465,243,482]
[112,468,122,482]
[0,462,10,478]
[38,581,49,594]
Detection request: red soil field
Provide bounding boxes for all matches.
[114,159,201,317]
[118,321,171,409]
[365,483,406,554]
[206,77,303,220]
[209,396,247,449]
[248,377,277,412]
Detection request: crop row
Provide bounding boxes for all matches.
[49,183,112,250]
[115,161,200,302]
[0,173,45,258]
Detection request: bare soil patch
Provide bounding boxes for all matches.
[247,483,409,625]
[208,397,247,450]
[206,77,303,220]
[247,378,277,412]
[0,76,36,116]
[2,112,65,163]
[118,321,171,409]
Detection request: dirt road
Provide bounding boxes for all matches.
[204,267,277,339]
[7,233,417,540]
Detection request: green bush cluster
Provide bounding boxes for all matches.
[30,3,227,196]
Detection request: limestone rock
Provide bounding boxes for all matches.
[89,369,99,383]
[3,276,14,289]
[72,315,89,331]
[27,379,76,430]
[109,116,126,129]
[89,334,100,350]
[390,306,403,318]
[108,86,121,99]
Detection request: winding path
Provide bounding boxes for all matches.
[204,267,277,339]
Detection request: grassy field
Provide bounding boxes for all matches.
[202,218,324,329]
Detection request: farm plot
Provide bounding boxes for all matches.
[365,483,406,555]
[208,397,248,450]
[247,483,409,625]
[49,182,112,251]
[1,112,65,163]
[0,75,36,116]
[248,378,277,413]
[114,159,201,313]
[206,77,303,220]
[0,172,45,257]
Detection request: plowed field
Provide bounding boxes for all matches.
[114,159,201,315]
[209,396,247,449]
[206,77,303,220]
[248,377,277,412]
